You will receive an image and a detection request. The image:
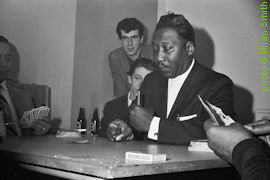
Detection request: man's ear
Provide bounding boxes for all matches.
[128,75,132,84]
[185,41,195,56]
[140,35,144,44]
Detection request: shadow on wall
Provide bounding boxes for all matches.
[193,28,254,124]
[143,23,149,44]
[193,27,215,69]
[233,85,254,124]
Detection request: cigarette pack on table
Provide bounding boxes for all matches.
[125,151,166,163]
[188,139,213,152]
[56,129,82,138]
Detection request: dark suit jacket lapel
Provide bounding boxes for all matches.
[168,62,200,119]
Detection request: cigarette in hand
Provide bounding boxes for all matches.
[137,91,140,106]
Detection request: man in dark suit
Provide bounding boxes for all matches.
[109,18,154,97]
[127,13,235,145]
[0,36,50,136]
[100,58,157,140]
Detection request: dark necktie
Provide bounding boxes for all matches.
[0,91,19,136]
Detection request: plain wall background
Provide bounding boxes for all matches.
[158,0,270,123]
[71,0,106,129]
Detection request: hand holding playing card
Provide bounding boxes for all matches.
[203,119,252,163]
[20,106,50,129]
[32,119,51,136]
[198,95,235,126]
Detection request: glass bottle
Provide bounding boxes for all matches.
[76,107,86,133]
[90,108,99,135]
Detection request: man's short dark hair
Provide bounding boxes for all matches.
[155,13,195,45]
[128,58,158,75]
[116,18,144,39]
[0,36,9,43]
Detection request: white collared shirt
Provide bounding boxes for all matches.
[148,59,195,140]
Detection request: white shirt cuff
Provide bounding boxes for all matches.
[147,116,160,140]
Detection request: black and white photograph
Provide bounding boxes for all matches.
[0,0,269,179]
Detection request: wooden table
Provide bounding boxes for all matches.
[0,135,231,180]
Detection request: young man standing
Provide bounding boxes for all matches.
[109,18,154,97]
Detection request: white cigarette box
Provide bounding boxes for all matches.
[125,151,166,163]
[188,139,213,152]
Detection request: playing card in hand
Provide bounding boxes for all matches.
[20,106,50,128]
[198,95,234,126]
[36,106,50,119]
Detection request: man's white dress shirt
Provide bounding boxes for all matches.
[148,59,195,140]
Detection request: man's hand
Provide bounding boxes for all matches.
[129,88,138,102]
[106,119,133,142]
[129,105,153,132]
[204,119,253,163]
[32,119,51,136]
[245,119,270,146]
[245,119,270,136]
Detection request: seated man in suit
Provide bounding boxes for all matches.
[0,35,50,136]
[109,17,155,97]
[108,13,235,145]
[100,58,158,141]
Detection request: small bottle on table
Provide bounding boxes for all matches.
[90,108,99,135]
[76,107,87,134]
